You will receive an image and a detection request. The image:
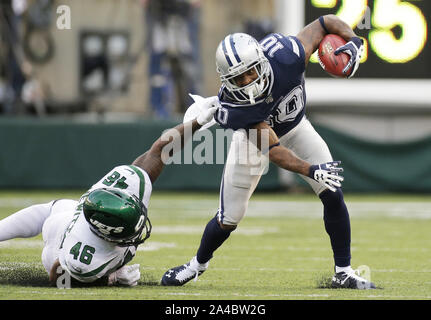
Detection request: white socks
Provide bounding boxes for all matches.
[190,256,209,271]
[336,265,354,274]
[0,202,53,241]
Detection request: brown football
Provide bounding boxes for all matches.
[317,34,351,78]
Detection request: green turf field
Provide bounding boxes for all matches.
[0,190,430,300]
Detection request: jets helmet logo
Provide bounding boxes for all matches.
[90,218,124,235]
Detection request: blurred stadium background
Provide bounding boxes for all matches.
[0,0,430,194]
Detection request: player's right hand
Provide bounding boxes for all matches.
[309,161,344,192]
[196,96,220,126]
[108,264,141,287]
[334,37,364,78]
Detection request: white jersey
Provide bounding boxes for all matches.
[43,165,152,283]
[58,211,136,283]
[82,164,152,210]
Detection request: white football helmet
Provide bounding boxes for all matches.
[215,33,272,104]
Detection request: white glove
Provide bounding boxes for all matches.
[184,94,220,129]
[108,264,140,287]
[309,161,344,192]
[197,105,218,126]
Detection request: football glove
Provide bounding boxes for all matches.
[309,161,344,192]
[184,94,220,129]
[108,264,140,287]
[194,96,220,126]
[334,36,364,78]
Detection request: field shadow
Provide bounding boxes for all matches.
[314,271,384,290]
[137,272,161,287]
[0,263,163,288]
[0,263,50,287]
[315,272,333,289]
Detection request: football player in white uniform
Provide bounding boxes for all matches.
[0,99,219,287]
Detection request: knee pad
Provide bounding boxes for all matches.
[319,188,348,220]
[319,188,344,208]
[219,222,237,232]
[216,211,238,231]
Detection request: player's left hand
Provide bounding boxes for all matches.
[334,36,364,78]
[309,161,344,192]
[108,264,141,287]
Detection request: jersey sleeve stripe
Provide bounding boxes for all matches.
[288,37,300,57]
[128,165,146,202]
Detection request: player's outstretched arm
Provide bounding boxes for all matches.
[132,102,218,183]
[251,122,343,192]
[296,14,360,68]
[132,120,201,183]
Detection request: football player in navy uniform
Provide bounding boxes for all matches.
[161,14,376,289]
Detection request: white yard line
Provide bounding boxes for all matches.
[0,198,54,208]
[137,241,177,251]
[149,199,431,219]
[1,198,430,219]
[246,201,431,219]
[0,239,178,252]
[153,225,279,235]
[0,239,44,248]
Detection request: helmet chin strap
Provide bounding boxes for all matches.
[247,87,256,104]
[246,79,266,104]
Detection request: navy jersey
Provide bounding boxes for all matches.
[215,33,306,137]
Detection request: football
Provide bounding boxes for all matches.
[317,34,351,78]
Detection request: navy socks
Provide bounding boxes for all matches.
[196,215,233,264]
[319,188,351,267]
[195,189,351,268]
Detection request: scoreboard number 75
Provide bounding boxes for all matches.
[309,0,428,64]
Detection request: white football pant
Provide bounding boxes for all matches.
[0,199,77,274]
[218,117,333,226]
[41,200,77,273]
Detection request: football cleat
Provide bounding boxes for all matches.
[160,256,208,286]
[331,269,376,289]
